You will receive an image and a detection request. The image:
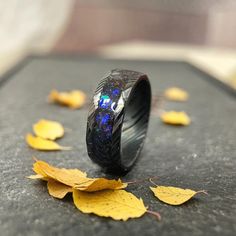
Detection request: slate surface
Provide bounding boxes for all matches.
[0,56,235,236]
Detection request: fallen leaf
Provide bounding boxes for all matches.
[47,179,72,199]
[160,111,190,125]
[73,189,148,221]
[32,159,87,187]
[31,159,127,191]
[150,186,206,205]
[164,87,188,101]
[33,119,64,140]
[74,178,127,192]
[26,134,71,151]
[28,160,161,221]
[49,89,86,109]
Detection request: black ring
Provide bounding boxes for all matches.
[86,69,151,174]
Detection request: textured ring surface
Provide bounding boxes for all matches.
[86,69,151,174]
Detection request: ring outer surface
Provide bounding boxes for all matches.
[86,69,151,174]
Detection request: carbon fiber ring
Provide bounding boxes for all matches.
[86,69,151,174]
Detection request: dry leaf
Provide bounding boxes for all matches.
[31,160,127,191]
[164,87,188,101]
[47,179,72,199]
[32,159,87,187]
[150,186,206,205]
[29,160,161,220]
[160,111,190,125]
[74,178,127,192]
[73,189,148,221]
[33,119,64,140]
[49,89,86,109]
[26,134,71,151]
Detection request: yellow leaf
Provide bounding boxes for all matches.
[73,189,147,221]
[33,119,64,140]
[32,159,87,187]
[160,111,190,126]
[74,178,127,192]
[49,89,86,109]
[164,87,188,101]
[32,159,48,177]
[26,133,71,151]
[150,186,206,205]
[32,160,127,191]
[47,179,72,199]
[29,160,161,220]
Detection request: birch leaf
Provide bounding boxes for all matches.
[150,186,206,205]
[33,119,64,140]
[32,160,126,191]
[73,189,148,221]
[49,89,86,109]
[26,134,71,151]
[32,159,87,187]
[164,87,188,101]
[74,178,127,192]
[47,179,72,199]
[160,111,190,126]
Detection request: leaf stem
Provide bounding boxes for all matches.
[146,210,161,221]
[125,176,158,185]
[149,178,159,187]
[197,190,208,195]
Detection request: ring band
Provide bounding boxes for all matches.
[86,69,151,174]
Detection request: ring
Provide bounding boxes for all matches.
[86,69,151,174]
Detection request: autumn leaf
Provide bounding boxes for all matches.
[150,186,206,205]
[164,87,188,101]
[73,189,160,221]
[33,119,64,140]
[30,159,127,191]
[31,159,87,187]
[160,111,190,126]
[26,134,71,151]
[47,179,72,199]
[74,178,127,192]
[49,89,86,109]
[28,160,161,220]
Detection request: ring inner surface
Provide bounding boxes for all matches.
[120,79,151,167]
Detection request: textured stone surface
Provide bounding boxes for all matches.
[0,56,235,236]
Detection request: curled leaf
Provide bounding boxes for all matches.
[49,89,86,109]
[164,87,188,101]
[28,160,161,221]
[31,160,127,192]
[73,189,147,221]
[160,111,190,126]
[32,159,87,187]
[47,179,72,199]
[150,186,206,205]
[33,119,64,140]
[26,134,71,151]
[74,178,127,192]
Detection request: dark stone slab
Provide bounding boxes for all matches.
[0,56,235,236]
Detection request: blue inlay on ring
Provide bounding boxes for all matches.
[96,113,110,126]
[98,95,111,109]
[112,88,120,96]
